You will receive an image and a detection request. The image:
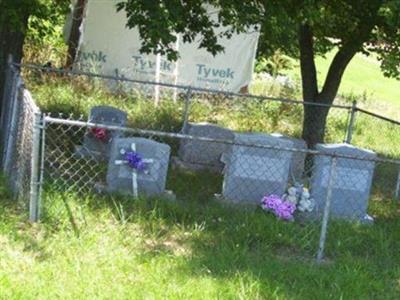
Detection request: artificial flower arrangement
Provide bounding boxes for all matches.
[89,127,110,143]
[121,149,146,172]
[261,186,315,221]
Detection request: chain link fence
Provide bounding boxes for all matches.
[18,62,355,144]
[1,62,400,262]
[34,114,400,261]
[0,63,41,206]
[351,108,400,158]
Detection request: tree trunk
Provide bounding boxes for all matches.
[0,17,29,116]
[65,0,86,68]
[298,24,359,148]
[302,104,330,148]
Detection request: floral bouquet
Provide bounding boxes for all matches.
[123,150,146,172]
[89,127,109,143]
[261,186,315,221]
[261,194,296,221]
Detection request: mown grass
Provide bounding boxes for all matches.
[1,181,400,299]
[283,50,400,114]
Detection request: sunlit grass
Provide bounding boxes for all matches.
[1,182,399,299]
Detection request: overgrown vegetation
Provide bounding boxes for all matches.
[26,73,400,159]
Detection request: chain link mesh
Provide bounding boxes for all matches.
[0,66,40,204]
[1,63,399,261]
[40,115,400,259]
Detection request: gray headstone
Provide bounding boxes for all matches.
[178,122,234,172]
[76,106,127,159]
[222,133,293,205]
[310,143,376,220]
[106,137,170,197]
[272,133,307,182]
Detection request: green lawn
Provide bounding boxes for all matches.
[1,185,400,299]
[283,51,400,115]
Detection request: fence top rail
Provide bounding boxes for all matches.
[43,115,400,166]
[13,62,354,110]
[356,107,400,126]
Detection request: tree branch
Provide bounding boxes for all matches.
[318,45,358,103]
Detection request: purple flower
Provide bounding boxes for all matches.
[275,201,296,220]
[261,194,296,221]
[261,194,282,210]
[124,151,146,171]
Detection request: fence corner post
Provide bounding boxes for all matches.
[345,100,357,144]
[29,112,42,222]
[395,166,400,200]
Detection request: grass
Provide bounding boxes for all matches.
[282,50,400,118]
[27,73,400,159]
[1,182,400,299]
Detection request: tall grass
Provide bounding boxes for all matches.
[27,74,400,159]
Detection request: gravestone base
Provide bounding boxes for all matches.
[295,210,375,224]
[94,182,176,201]
[360,214,374,225]
[171,156,222,173]
[214,193,258,211]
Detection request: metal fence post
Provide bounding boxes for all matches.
[395,166,400,200]
[181,87,192,134]
[317,156,337,263]
[345,100,357,144]
[38,115,47,208]
[29,112,43,222]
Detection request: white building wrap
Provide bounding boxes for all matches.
[75,0,259,92]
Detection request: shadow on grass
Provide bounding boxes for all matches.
[33,166,400,298]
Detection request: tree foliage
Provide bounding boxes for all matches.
[117,0,400,146]
[0,0,69,37]
[0,0,69,116]
[1,1,399,146]
[117,0,400,79]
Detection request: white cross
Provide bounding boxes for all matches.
[114,143,154,197]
